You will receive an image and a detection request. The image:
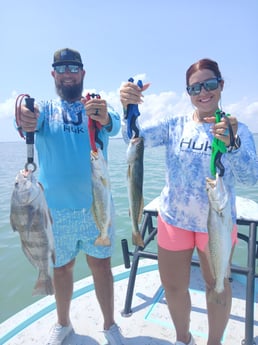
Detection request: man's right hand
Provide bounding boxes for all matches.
[19,104,39,132]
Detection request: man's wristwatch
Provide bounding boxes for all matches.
[227,135,241,152]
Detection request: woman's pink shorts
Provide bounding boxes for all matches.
[157,214,238,252]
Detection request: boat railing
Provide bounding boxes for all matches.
[121,196,258,345]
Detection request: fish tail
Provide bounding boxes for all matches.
[132,232,144,247]
[137,196,144,223]
[207,288,226,306]
[94,236,111,247]
[32,275,54,296]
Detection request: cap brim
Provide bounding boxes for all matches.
[52,61,83,67]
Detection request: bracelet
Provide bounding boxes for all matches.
[227,135,241,152]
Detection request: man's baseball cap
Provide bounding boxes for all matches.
[52,48,83,67]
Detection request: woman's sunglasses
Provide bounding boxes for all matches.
[186,77,222,96]
[54,64,81,74]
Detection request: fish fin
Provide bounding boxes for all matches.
[100,176,109,187]
[51,250,56,264]
[137,197,144,223]
[10,214,18,231]
[48,209,53,224]
[91,210,102,232]
[127,165,132,179]
[37,182,44,191]
[32,274,54,296]
[11,225,18,232]
[132,232,144,248]
[94,236,111,246]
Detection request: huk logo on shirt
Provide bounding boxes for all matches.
[62,109,85,134]
[180,137,211,153]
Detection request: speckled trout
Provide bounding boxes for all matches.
[127,137,145,247]
[91,148,112,246]
[206,173,233,294]
[10,170,55,295]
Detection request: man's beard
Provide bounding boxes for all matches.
[55,80,83,102]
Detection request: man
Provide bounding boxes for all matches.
[18,48,125,345]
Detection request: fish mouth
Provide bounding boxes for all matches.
[131,136,143,144]
[20,169,32,177]
[206,177,217,192]
[206,177,216,189]
[91,150,99,160]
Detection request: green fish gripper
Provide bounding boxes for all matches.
[210,109,230,176]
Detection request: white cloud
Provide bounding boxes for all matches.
[1,90,258,142]
[139,91,191,126]
[226,98,258,133]
[0,92,18,119]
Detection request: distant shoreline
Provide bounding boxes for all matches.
[1,133,258,144]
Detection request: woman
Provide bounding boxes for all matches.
[120,58,258,345]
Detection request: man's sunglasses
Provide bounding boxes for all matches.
[186,77,222,96]
[54,64,81,74]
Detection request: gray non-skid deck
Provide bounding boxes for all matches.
[0,259,257,345]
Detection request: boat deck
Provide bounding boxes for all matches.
[0,195,257,345]
[0,259,257,345]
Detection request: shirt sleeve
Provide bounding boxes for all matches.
[103,105,121,137]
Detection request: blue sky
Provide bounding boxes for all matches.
[1,0,258,141]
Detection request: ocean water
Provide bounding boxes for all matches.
[0,136,257,323]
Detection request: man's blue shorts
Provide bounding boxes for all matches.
[50,208,115,267]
